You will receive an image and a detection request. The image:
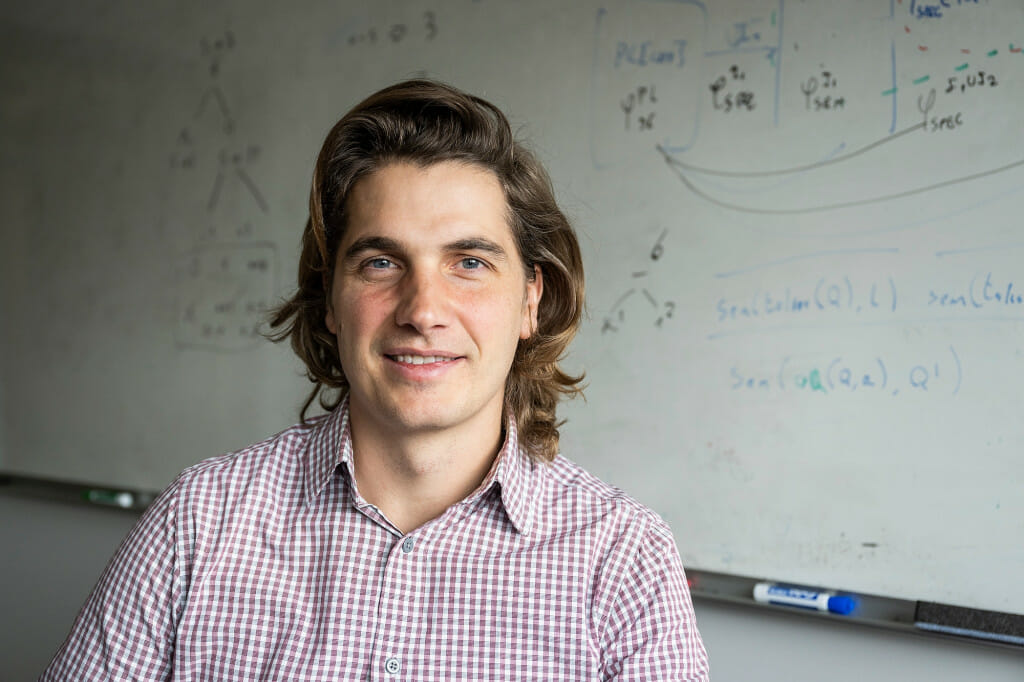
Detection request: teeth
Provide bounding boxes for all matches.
[392,354,455,365]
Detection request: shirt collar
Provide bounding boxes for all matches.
[302,398,540,535]
[485,413,539,535]
[302,397,352,504]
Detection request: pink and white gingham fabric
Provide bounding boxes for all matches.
[42,402,708,680]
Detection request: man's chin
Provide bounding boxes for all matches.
[384,408,459,433]
[353,399,455,433]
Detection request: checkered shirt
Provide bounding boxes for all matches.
[42,403,708,680]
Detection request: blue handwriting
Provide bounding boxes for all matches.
[730,346,962,397]
[716,275,898,324]
[614,40,687,69]
[928,272,1024,309]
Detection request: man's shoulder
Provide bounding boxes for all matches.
[185,416,324,473]
[171,415,331,503]
[544,453,652,512]
[537,453,672,540]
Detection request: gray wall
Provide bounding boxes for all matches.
[3,494,1020,681]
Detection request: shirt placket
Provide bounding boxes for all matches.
[368,529,425,681]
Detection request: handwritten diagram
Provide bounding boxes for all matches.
[168,31,269,217]
[601,229,677,334]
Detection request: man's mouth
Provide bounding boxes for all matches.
[388,354,459,365]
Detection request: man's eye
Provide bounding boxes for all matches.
[460,257,484,270]
[367,257,393,270]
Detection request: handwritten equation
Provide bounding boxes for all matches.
[800,67,847,112]
[343,10,438,46]
[709,64,755,114]
[174,243,277,351]
[620,85,658,131]
[730,346,962,397]
[929,271,1024,307]
[716,275,898,324]
[714,270,1024,329]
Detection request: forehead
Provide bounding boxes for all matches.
[342,161,513,244]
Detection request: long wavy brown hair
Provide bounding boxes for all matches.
[268,79,584,462]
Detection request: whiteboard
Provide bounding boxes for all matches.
[2,0,1022,617]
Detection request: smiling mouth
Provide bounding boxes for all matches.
[388,354,460,365]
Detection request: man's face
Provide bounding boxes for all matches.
[326,161,542,438]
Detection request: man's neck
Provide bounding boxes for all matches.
[348,406,505,534]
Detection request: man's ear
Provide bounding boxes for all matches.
[325,300,337,334]
[520,264,543,339]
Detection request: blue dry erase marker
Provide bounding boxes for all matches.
[753,582,858,615]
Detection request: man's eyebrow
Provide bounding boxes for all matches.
[446,238,509,260]
[343,236,402,260]
[342,236,510,261]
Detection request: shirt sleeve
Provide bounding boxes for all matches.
[596,515,710,681]
[39,478,184,681]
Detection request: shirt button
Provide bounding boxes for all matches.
[384,657,401,674]
[401,537,415,553]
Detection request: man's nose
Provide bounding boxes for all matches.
[393,267,451,333]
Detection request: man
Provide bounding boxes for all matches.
[43,80,708,680]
